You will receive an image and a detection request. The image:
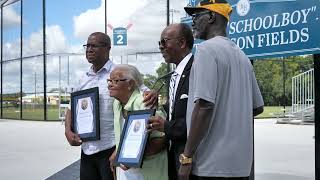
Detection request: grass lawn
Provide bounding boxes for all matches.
[2,106,292,120]
[3,107,59,120]
[256,106,292,118]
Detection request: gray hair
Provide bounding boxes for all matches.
[113,64,143,90]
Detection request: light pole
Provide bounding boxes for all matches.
[105,0,107,34]
[166,0,170,100]
[170,9,180,24]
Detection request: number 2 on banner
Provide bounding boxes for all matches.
[117,35,124,44]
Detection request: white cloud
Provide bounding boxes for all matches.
[73,7,104,41]
[46,25,68,53]
[2,25,69,58]
[73,0,172,74]
[73,0,149,41]
[2,0,191,93]
[72,0,190,74]
[2,24,87,93]
[45,54,89,92]
[2,4,21,28]
[24,25,70,55]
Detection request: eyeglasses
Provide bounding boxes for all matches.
[83,43,107,49]
[107,79,128,85]
[158,37,182,47]
[192,11,212,21]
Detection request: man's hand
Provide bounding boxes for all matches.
[65,129,82,146]
[64,110,81,146]
[178,164,192,180]
[147,116,165,132]
[143,90,158,108]
[109,149,117,172]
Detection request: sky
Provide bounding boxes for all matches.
[1,0,190,94]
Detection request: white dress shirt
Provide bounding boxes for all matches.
[169,53,192,120]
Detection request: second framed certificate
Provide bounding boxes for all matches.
[114,109,156,168]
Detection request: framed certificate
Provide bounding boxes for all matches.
[71,87,100,142]
[114,109,156,168]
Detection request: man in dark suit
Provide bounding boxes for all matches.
[148,23,194,180]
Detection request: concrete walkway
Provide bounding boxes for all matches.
[0,119,80,180]
[0,119,315,180]
[255,119,315,180]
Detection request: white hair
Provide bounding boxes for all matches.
[113,64,143,90]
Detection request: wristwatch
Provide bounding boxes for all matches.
[179,153,192,165]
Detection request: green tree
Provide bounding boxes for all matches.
[253,55,313,106]
[143,62,170,104]
[143,55,314,107]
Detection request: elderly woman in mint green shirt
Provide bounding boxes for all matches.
[108,64,168,180]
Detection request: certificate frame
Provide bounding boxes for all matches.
[71,87,100,142]
[114,109,156,168]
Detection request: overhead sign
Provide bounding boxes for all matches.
[113,27,127,46]
[228,0,320,58]
[183,0,320,58]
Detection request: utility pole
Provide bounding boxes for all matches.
[282,57,286,115]
[166,0,170,100]
[43,0,47,120]
[170,9,180,24]
[104,0,108,34]
[34,72,37,99]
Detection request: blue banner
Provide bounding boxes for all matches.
[183,0,320,58]
[189,0,202,6]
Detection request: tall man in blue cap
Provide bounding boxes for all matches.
[179,0,264,180]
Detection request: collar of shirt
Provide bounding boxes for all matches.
[86,60,114,76]
[174,53,192,75]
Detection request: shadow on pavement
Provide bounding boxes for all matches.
[46,160,80,180]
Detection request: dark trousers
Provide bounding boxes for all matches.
[168,142,186,180]
[168,148,178,180]
[80,146,115,180]
[190,175,249,180]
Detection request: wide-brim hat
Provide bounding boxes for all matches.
[184,0,233,21]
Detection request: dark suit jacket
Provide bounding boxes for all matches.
[163,55,194,172]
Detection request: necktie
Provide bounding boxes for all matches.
[169,72,178,121]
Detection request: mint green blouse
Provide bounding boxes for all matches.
[113,89,168,180]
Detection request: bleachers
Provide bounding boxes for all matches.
[277,68,314,125]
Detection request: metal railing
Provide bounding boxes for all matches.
[292,68,314,114]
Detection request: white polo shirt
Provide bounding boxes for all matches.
[75,60,115,155]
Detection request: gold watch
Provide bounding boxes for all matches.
[179,153,192,165]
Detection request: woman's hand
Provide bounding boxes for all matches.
[145,137,166,156]
[120,164,130,171]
